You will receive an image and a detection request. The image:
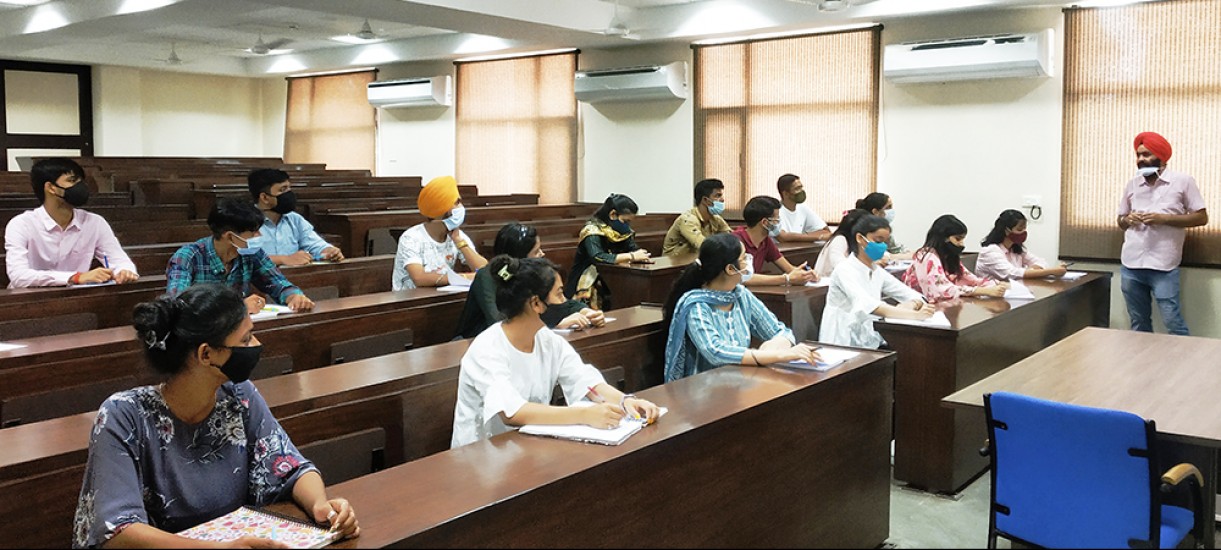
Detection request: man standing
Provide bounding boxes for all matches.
[248,168,343,266]
[775,173,831,242]
[1116,131,1207,335]
[662,178,731,257]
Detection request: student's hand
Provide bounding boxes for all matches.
[218,535,291,549]
[581,308,606,327]
[283,251,313,266]
[582,402,626,430]
[244,295,267,314]
[287,293,315,312]
[1139,212,1167,225]
[629,249,652,263]
[908,300,935,318]
[321,247,344,262]
[975,284,1008,298]
[114,269,139,284]
[783,343,822,364]
[313,498,360,540]
[78,267,113,284]
[1125,213,1146,227]
[623,397,661,424]
[558,311,593,330]
[1048,266,1068,277]
[787,266,816,285]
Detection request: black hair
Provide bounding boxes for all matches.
[856,192,890,214]
[845,214,892,255]
[834,209,871,242]
[29,158,85,204]
[132,284,248,376]
[208,197,264,238]
[487,255,560,319]
[663,233,743,325]
[492,222,539,259]
[742,195,781,228]
[776,173,800,195]
[593,193,639,224]
[248,168,289,199]
[693,178,725,205]
[981,209,1027,255]
[918,214,969,277]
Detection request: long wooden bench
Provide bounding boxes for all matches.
[188,183,478,219]
[0,204,191,227]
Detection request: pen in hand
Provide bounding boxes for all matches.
[103,254,109,269]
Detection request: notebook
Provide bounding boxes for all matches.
[177,506,340,549]
[519,405,669,446]
[1003,281,1036,300]
[881,311,951,328]
[1060,271,1088,281]
[786,348,861,372]
[250,304,293,321]
[446,270,474,287]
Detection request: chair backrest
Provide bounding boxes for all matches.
[985,391,1159,548]
[297,427,386,485]
[1,376,136,428]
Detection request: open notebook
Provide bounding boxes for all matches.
[519,404,669,446]
[250,304,293,321]
[177,506,340,549]
[785,348,861,372]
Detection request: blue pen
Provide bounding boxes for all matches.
[103,254,110,269]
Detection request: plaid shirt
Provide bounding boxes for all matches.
[166,237,302,304]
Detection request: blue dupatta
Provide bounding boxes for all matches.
[664,287,739,382]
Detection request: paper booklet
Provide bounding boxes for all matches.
[250,304,293,321]
[1003,281,1036,300]
[446,269,474,287]
[177,506,340,549]
[519,405,669,446]
[1060,271,1087,281]
[881,311,952,328]
[785,348,861,372]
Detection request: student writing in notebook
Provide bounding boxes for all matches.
[73,284,359,548]
[451,256,660,448]
[902,214,1008,303]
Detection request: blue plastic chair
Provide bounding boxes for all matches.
[983,392,1204,549]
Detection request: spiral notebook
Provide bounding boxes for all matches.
[177,506,340,549]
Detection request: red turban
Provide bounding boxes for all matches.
[1134,132,1172,163]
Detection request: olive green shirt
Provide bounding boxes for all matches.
[662,206,731,256]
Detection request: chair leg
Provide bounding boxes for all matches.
[988,530,997,550]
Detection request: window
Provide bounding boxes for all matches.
[1061,0,1221,265]
[284,69,377,172]
[1,60,92,171]
[694,28,880,221]
[455,52,577,204]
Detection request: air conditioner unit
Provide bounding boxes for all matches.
[575,61,687,103]
[883,30,1053,84]
[367,76,452,108]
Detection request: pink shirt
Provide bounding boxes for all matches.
[902,248,994,303]
[1116,169,1206,271]
[975,244,1048,281]
[4,206,137,288]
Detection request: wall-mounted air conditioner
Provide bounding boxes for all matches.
[883,30,1053,84]
[575,61,687,103]
[367,76,452,108]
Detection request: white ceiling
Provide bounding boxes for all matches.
[0,0,1114,77]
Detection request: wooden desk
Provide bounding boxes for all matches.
[879,272,1112,493]
[943,327,1221,547]
[596,253,694,308]
[753,284,829,343]
[320,347,895,548]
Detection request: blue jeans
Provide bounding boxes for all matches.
[1121,266,1188,335]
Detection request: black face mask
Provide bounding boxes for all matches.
[56,181,90,207]
[270,190,297,215]
[218,344,263,383]
[946,242,966,255]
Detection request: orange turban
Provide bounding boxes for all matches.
[1134,132,1172,163]
[417,175,460,219]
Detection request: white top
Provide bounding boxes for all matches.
[451,322,606,448]
[392,223,476,291]
[813,234,850,279]
[975,243,1049,281]
[778,203,827,235]
[819,255,924,349]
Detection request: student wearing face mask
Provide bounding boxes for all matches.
[568,193,651,309]
[902,214,1008,303]
[5,158,139,288]
[731,196,817,287]
[662,178,732,257]
[455,222,606,340]
[976,209,1068,281]
[393,175,488,290]
[73,284,360,549]
[775,173,831,242]
[813,209,869,279]
[166,198,315,313]
[856,192,912,262]
[661,233,820,382]
[820,215,934,349]
[451,256,661,447]
[247,168,343,266]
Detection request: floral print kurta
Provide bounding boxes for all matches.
[73,382,315,548]
[902,249,995,303]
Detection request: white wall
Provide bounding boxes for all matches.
[373,61,456,181]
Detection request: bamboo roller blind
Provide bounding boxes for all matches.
[284,70,377,172]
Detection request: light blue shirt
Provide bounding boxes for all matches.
[257,212,332,257]
[665,286,795,381]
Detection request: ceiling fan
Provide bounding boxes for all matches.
[246,32,292,55]
[790,0,879,12]
[594,0,639,39]
[353,18,381,40]
[162,42,182,65]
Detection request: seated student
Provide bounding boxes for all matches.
[568,193,651,309]
[976,209,1068,281]
[455,222,606,339]
[856,192,912,262]
[730,196,817,287]
[166,198,315,313]
[813,209,869,279]
[451,256,660,447]
[819,215,935,349]
[393,175,488,290]
[662,178,731,257]
[247,168,343,266]
[902,214,1008,302]
[775,173,832,242]
[5,158,139,288]
[662,233,819,382]
[73,284,359,549]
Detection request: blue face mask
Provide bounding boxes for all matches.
[766,221,781,238]
[609,218,632,234]
[863,241,888,262]
[231,233,261,256]
[708,199,726,216]
[443,205,466,231]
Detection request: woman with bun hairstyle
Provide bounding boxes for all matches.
[661,233,820,383]
[73,284,359,549]
[452,255,661,448]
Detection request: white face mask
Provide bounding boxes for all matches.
[443,205,466,231]
[884,209,896,223]
[1136,166,1160,178]
[766,221,781,237]
[731,254,755,282]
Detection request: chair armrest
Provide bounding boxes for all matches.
[1161,463,1204,488]
[1160,462,1206,548]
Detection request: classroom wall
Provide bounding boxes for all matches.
[373,60,457,181]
